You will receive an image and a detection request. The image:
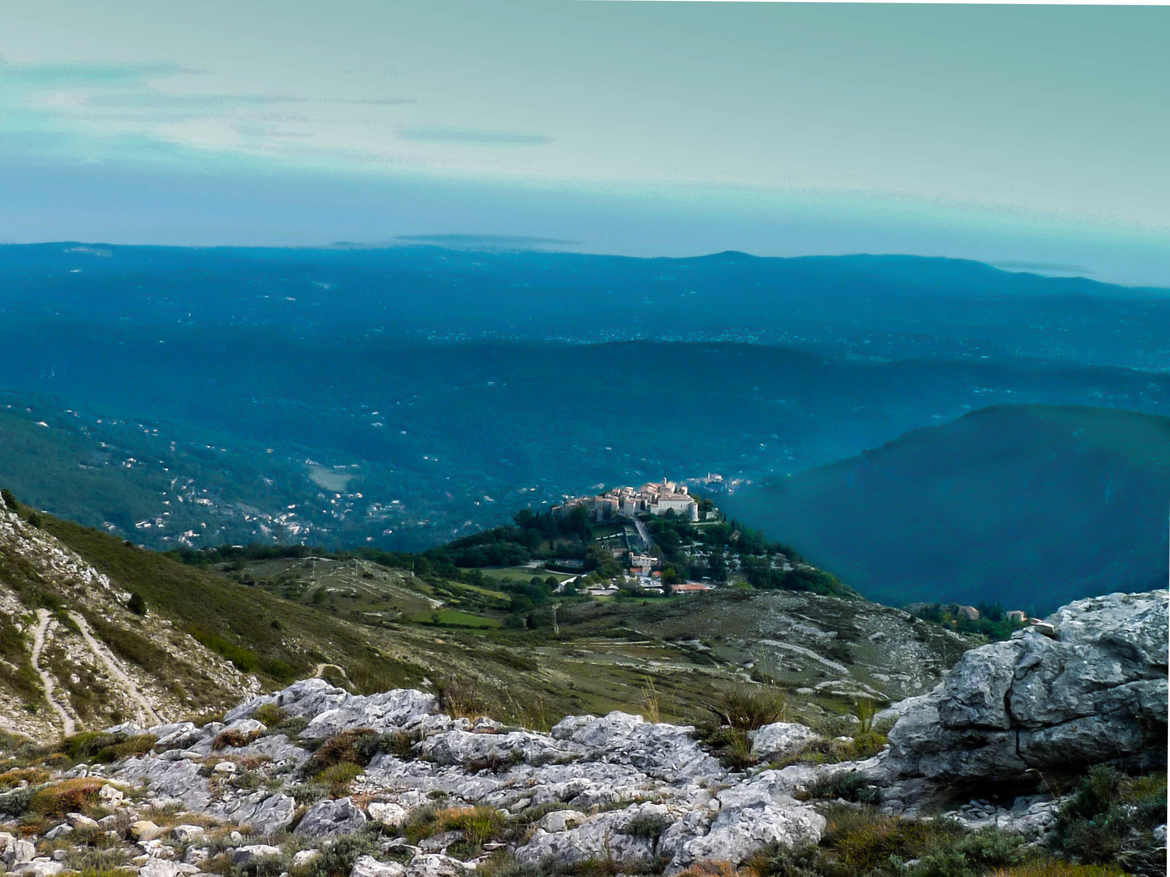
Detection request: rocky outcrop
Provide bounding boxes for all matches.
[226,679,438,738]
[886,590,1168,782]
[0,590,1163,877]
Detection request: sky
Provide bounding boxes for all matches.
[2,1,1169,285]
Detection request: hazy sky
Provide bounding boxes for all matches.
[3,1,1168,284]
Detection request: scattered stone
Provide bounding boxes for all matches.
[537,809,586,833]
[231,845,283,867]
[367,801,408,828]
[295,797,368,837]
[131,821,167,842]
[350,855,405,877]
[171,825,205,843]
[138,860,200,877]
[44,823,73,840]
[292,850,321,869]
[11,859,65,877]
[99,784,125,806]
[749,722,821,761]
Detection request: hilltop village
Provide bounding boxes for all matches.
[549,478,751,596]
[551,478,1038,629]
[554,478,706,523]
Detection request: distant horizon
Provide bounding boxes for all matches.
[3,3,1168,286]
[4,237,1167,291]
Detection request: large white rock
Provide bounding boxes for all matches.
[887,590,1169,781]
[137,860,199,877]
[551,711,723,780]
[350,855,406,877]
[227,679,437,739]
[749,722,821,761]
[10,860,66,877]
[230,845,283,867]
[416,728,575,768]
[514,803,662,870]
[295,797,368,837]
[668,772,826,872]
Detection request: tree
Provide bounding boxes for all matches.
[127,592,147,616]
[709,549,729,583]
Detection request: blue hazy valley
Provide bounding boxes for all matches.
[1,243,1167,612]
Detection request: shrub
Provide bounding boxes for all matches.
[100,735,157,762]
[818,805,965,875]
[0,767,49,789]
[61,731,119,761]
[988,864,1126,877]
[269,715,310,738]
[711,685,786,731]
[1052,766,1166,866]
[801,770,881,804]
[0,786,34,816]
[252,703,287,727]
[435,677,492,720]
[852,698,877,734]
[622,811,671,845]
[909,827,1026,876]
[29,778,106,816]
[698,725,754,769]
[295,829,382,877]
[316,762,363,798]
[304,729,394,776]
[845,730,887,760]
[127,592,147,616]
[673,862,738,877]
[474,853,540,877]
[743,841,822,876]
[213,728,262,750]
[402,805,506,851]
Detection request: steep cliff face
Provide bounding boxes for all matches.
[0,493,257,738]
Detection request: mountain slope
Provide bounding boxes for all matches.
[0,492,256,737]
[721,405,1170,611]
[0,490,979,738]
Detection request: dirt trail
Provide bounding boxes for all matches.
[31,609,77,737]
[312,662,350,681]
[68,611,161,726]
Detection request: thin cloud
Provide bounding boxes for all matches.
[83,93,415,109]
[0,61,201,86]
[337,98,416,106]
[397,234,578,249]
[398,127,551,145]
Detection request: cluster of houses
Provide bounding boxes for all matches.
[554,478,701,523]
[937,604,1040,633]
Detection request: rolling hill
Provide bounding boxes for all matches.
[721,405,1170,612]
[0,488,975,739]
